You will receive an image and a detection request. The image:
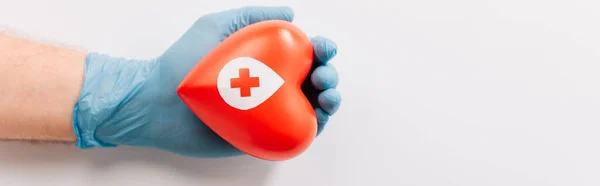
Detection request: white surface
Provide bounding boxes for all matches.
[1,0,600,185]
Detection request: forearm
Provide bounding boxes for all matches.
[0,33,84,142]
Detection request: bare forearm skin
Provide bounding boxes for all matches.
[0,33,83,142]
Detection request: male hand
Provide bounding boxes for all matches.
[73,6,341,158]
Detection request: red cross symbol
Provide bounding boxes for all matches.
[230,68,260,97]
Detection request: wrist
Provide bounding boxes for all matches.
[73,53,159,148]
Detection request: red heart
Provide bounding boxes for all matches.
[176,20,317,161]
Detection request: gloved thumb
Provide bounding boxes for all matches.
[225,6,295,34]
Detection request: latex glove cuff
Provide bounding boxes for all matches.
[72,53,157,149]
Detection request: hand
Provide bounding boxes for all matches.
[73,6,341,158]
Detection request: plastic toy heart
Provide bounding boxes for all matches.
[176,20,317,161]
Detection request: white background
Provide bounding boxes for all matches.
[1,0,600,185]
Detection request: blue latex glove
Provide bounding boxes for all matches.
[73,6,341,158]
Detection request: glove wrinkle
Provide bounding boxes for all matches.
[73,53,159,149]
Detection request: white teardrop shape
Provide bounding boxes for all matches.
[217,57,285,110]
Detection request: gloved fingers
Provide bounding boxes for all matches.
[311,36,338,65]
[242,6,294,24]
[311,63,339,90]
[318,88,341,115]
[228,6,295,34]
[315,108,330,136]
